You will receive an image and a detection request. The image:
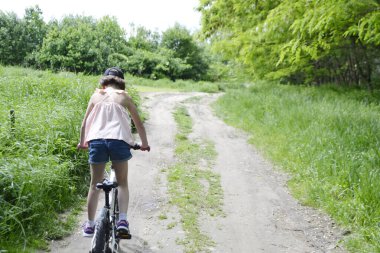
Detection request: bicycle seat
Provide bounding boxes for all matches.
[96,179,118,192]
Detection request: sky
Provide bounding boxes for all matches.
[0,0,202,33]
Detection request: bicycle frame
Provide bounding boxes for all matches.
[90,168,119,253]
[89,143,142,253]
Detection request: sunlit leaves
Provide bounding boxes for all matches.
[199,0,380,87]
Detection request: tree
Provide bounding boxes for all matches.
[0,7,214,81]
[161,24,209,80]
[126,25,160,51]
[0,11,25,65]
[0,6,47,66]
[37,15,126,73]
[22,6,47,66]
[96,16,128,70]
[198,0,380,88]
[111,24,201,81]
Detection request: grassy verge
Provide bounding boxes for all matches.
[166,106,223,253]
[213,82,380,252]
[0,66,141,251]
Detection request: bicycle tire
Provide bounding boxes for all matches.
[112,188,119,221]
[91,208,110,253]
[110,188,119,252]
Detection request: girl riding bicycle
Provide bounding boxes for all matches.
[77,67,150,237]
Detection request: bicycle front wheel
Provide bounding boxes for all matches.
[110,188,119,252]
[111,188,119,221]
[91,208,110,253]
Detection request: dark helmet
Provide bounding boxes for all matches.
[103,67,124,79]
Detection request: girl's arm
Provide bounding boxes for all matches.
[78,96,95,149]
[125,95,150,151]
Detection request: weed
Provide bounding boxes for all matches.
[158,213,168,220]
[167,221,177,229]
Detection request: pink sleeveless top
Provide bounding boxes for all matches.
[84,88,135,145]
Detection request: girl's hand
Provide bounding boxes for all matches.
[77,143,88,150]
[140,145,150,152]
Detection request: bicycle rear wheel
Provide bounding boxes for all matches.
[91,208,110,253]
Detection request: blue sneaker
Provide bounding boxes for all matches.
[116,220,131,239]
[82,223,95,237]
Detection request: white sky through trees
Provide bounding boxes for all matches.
[0,0,201,33]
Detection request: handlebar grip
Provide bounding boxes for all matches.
[131,143,150,151]
[131,143,141,150]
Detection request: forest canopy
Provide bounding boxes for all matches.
[198,0,380,89]
[0,6,213,81]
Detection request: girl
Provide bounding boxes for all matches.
[77,67,150,237]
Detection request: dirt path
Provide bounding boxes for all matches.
[49,92,346,253]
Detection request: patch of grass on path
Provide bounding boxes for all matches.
[167,106,223,253]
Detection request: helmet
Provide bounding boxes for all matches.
[103,67,124,79]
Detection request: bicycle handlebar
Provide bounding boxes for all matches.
[131,143,150,152]
[131,143,141,150]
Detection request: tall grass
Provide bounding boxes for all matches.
[213,82,380,252]
[0,66,140,251]
[0,66,95,250]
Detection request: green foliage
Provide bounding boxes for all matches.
[0,6,46,67]
[124,73,225,93]
[22,6,48,66]
[0,6,218,82]
[126,25,160,51]
[110,23,210,81]
[0,66,96,250]
[161,24,209,80]
[111,47,190,80]
[213,82,380,252]
[199,0,380,88]
[37,15,126,73]
[0,11,22,64]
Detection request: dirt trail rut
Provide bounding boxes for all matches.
[49,92,346,253]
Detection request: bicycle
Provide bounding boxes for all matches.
[89,143,143,253]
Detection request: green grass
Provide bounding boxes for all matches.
[0,66,141,251]
[0,66,94,251]
[213,82,380,253]
[125,74,232,93]
[166,106,223,253]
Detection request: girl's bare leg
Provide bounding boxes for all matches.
[87,163,106,221]
[112,161,129,215]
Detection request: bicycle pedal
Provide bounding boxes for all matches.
[117,232,132,240]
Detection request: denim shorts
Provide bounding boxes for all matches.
[88,139,132,164]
